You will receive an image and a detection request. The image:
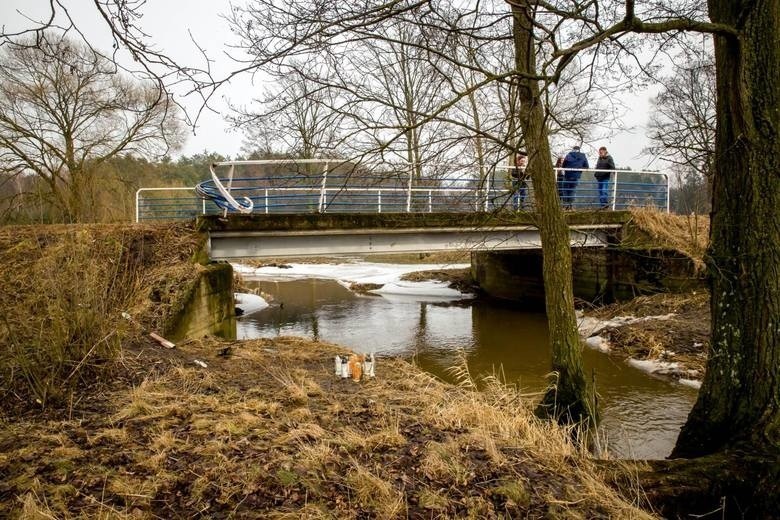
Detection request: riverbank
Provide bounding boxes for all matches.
[579,292,710,387]
[1,335,653,518]
[0,224,652,518]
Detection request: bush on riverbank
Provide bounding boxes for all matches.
[0,224,203,410]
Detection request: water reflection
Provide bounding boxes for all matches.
[237,278,697,459]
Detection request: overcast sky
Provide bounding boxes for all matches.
[2,0,664,170]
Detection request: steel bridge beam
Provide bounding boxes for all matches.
[207,225,617,260]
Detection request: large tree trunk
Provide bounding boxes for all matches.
[673,0,780,457]
[603,454,780,518]
[511,2,593,424]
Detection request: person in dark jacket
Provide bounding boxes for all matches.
[509,151,529,210]
[554,155,565,201]
[561,145,589,209]
[594,146,616,208]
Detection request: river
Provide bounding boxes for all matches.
[234,265,698,460]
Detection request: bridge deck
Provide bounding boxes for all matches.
[199,212,630,260]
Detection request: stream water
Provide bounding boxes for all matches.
[235,275,698,460]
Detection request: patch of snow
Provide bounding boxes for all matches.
[577,313,676,337]
[585,335,610,352]
[370,281,470,300]
[232,261,472,301]
[627,358,680,376]
[679,378,702,389]
[234,292,269,316]
[577,316,604,337]
[235,261,467,283]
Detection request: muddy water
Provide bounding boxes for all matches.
[237,278,698,459]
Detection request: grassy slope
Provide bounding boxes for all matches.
[1,337,653,518]
[0,224,654,518]
[623,208,709,270]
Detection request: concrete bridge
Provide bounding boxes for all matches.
[199,212,630,260]
[198,210,700,306]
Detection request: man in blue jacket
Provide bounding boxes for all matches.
[561,145,589,209]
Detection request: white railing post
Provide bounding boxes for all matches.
[664,173,670,213]
[265,189,269,214]
[611,170,619,211]
[428,190,433,212]
[406,165,413,213]
[135,189,141,223]
[318,162,329,213]
[484,169,495,212]
[377,190,382,213]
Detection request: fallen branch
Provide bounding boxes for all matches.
[149,332,176,349]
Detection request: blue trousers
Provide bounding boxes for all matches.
[597,178,611,207]
[562,172,580,207]
[512,180,527,209]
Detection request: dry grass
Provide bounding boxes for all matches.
[0,223,203,410]
[346,463,406,519]
[0,336,658,518]
[625,208,709,270]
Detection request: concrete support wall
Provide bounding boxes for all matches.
[472,248,703,307]
[166,262,236,341]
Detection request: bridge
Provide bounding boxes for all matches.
[135,159,664,260]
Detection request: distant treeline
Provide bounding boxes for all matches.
[0,151,244,224]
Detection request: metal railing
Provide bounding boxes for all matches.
[135,159,669,222]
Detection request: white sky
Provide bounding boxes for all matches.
[1,0,662,170]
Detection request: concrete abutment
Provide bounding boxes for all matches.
[166,262,236,341]
[471,247,703,307]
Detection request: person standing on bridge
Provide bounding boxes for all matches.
[594,146,616,209]
[554,155,565,202]
[510,151,529,210]
[561,145,589,209]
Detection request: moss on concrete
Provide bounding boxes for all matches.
[165,262,236,341]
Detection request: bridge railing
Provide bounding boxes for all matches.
[135,187,226,222]
[135,160,669,221]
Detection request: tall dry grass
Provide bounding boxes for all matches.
[0,224,202,409]
[626,208,710,271]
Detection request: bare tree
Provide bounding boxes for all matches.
[234,66,345,159]
[0,31,183,222]
[646,49,716,180]
[532,0,779,479]
[358,23,450,178]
